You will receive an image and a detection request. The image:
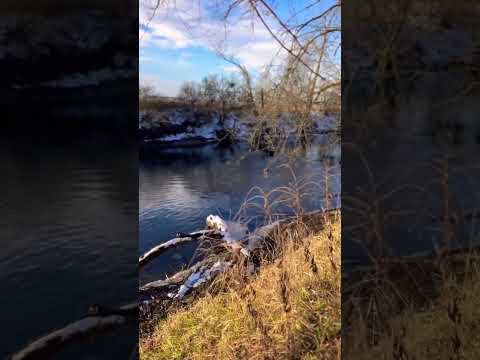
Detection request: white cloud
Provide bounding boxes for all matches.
[140,74,182,97]
[139,0,285,71]
[222,65,240,73]
[140,53,192,69]
[148,22,194,48]
[236,41,282,70]
[180,52,193,60]
[139,55,157,63]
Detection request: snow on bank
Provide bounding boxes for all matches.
[168,261,232,299]
[165,214,258,299]
[158,117,237,142]
[206,215,250,256]
[313,114,340,132]
[139,109,339,146]
[140,109,250,144]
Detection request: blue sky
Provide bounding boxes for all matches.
[139,0,340,96]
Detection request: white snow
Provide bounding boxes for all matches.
[169,260,232,299]
[224,114,250,140]
[140,110,222,142]
[140,108,340,147]
[312,114,340,132]
[206,215,250,256]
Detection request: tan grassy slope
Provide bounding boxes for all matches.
[350,260,480,360]
[140,213,341,360]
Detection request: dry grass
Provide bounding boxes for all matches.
[247,114,321,156]
[346,255,480,360]
[343,143,480,359]
[140,212,341,360]
[140,97,190,112]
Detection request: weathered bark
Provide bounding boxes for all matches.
[141,209,339,295]
[9,302,138,360]
[139,208,340,332]
[140,259,210,292]
[139,229,219,267]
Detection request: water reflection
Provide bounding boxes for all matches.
[139,141,340,285]
[0,137,137,359]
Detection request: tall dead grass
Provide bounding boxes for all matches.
[140,163,340,360]
[343,140,480,359]
[140,211,340,360]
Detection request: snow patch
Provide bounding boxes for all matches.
[206,215,250,256]
[168,260,232,299]
[312,114,340,132]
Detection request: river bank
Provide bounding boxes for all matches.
[343,244,480,360]
[140,210,341,360]
[138,108,341,359]
[139,108,340,157]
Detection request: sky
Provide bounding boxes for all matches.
[139,0,340,96]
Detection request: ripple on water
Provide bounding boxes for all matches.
[139,142,341,282]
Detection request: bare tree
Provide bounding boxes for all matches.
[216,51,258,114]
[178,81,200,107]
[139,84,156,100]
[142,0,342,149]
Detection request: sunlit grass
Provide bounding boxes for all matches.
[140,212,341,360]
[348,258,480,359]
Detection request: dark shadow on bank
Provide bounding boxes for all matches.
[343,1,480,358]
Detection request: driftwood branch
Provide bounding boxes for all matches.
[169,260,232,299]
[141,209,339,297]
[140,259,210,292]
[139,229,219,267]
[9,302,138,360]
[139,208,340,333]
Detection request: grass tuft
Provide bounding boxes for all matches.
[140,212,341,360]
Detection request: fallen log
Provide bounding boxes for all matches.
[247,208,338,249]
[139,208,340,332]
[9,302,138,360]
[140,259,210,292]
[140,209,339,270]
[139,229,219,267]
[206,215,250,256]
[140,209,339,297]
[168,260,232,299]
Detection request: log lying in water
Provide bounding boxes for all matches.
[206,215,251,256]
[140,209,338,270]
[139,229,219,267]
[140,259,210,292]
[141,209,339,299]
[9,302,138,360]
[248,209,338,249]
[168,260,232,299]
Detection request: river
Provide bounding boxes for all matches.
[0,136,138,359]
[139,138,341,286]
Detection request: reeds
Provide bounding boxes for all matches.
[140,167,341,360]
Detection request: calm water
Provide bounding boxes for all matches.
[0,137,138,359]
[139,140,341,285]
[343,133,480,260]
